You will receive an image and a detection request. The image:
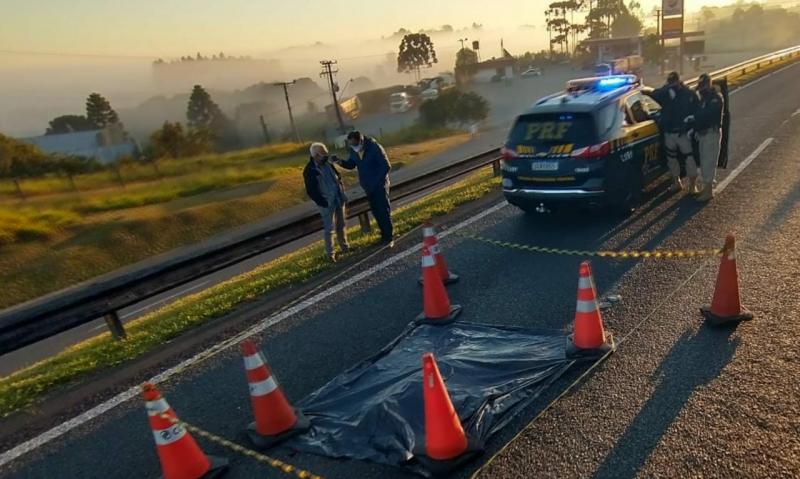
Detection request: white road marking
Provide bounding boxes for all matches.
[0,201,509,468]
[715,138,774,195]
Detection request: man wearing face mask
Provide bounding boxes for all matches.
[692,73,724,202]
[304,142,350,262]
[649,71,699,194]
[338,130,394,247]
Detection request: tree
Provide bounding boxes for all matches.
[85,93,119,129]
[642,33,665,65]
[187,85,223,130]
[397,33,438,81]
[185,84,239,150]
[149,122,189,159]
[455,48,479,71]
[419,89,489,126]
[611,11,642,38]
[0,133,49,178]
[46,115,96,135]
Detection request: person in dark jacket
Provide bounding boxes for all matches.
[338,131,394,247]
[650,71,700,193]
[693,73,724,202]
[304,142,349,261]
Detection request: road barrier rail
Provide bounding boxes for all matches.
[1,45,799,355]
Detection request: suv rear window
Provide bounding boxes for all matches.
[508,113,597,150]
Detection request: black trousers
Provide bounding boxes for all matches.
[367,186,393,241]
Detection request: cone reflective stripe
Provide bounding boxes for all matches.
[241,340,297,435]
[417,246,462,325]
[422,353,468,460]
[142,383,227,479]
[572,261,606,348]
[567,261,614,358]
[240,340,310,449]
[701,234,753,325]
[421,222,459,285]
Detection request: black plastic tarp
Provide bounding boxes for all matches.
[287,321,578,475]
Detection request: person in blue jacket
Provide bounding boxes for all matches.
[338,131,394,247]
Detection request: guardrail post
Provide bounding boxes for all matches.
[492,159,501,177]
[358,212,371,233]
[104,311,127,340]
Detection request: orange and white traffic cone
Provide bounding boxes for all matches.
[418,222,458,286]
[414,353,481,476]
[142,383,228,479]
[241,339,310,449]
[417,245,462,325]
[701,234,753,326]
[566,261,615,359]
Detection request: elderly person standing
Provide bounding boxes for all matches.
[303,142,349,262]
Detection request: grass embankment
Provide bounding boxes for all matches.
[0,169,500,418]
[0,132,468,308]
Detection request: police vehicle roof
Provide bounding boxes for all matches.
[523,75,640,115]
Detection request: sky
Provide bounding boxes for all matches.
[0,0,743,136]
[0,0,732,58]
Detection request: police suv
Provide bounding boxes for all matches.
[501,75,664,214]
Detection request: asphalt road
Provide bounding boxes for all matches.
[2,57,799,478]
[0,50,769,376]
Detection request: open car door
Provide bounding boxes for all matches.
[714,78,731,168]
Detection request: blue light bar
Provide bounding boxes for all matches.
[596,75,635,89]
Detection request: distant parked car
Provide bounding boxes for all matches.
[420,88,439,101]
[521,67,543,78]
[389,92,413,113]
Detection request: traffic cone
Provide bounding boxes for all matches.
[416,245,462,325]
[142,383,228,479]
[240,339,310,449]
[414,353,481,476]
[701,234,754,326]
[566,261,615,359]
[418,222,459,286]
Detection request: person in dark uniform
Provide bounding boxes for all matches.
[338,131,394,247]
[649,71,699,193]
[692,73,724,202]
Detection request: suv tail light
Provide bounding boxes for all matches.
[570,141,610,159]
[501,146,519,161]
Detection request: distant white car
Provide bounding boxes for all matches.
[421,88,439,101]
[521,67,543,78]
[389,92,412,113]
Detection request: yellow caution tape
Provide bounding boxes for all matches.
[459,233,723,259]
[160,414,323,479]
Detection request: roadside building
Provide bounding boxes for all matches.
[22,124,138,164]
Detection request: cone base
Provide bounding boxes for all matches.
[700,305,754,326]
[418,272,460,286]
[412,437,483,477]
[245,409,311,450]
[157,455,228,479]
[415,304,462,326]
[566,333,616,360]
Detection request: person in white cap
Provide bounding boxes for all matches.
[303,142,349,262]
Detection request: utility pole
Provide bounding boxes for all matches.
[320,60,346,134]
[274,80,300,143]
[259,115,271,144]
[655,8,664,75]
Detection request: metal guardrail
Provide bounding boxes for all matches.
[1,45,799,356]
[0,149,502,355]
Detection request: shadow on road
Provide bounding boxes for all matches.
[591,324,741,479]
